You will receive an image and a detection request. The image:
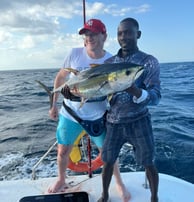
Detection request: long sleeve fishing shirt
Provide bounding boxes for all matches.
[105,49,161,124]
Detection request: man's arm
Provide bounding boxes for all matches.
[49,68,69,120]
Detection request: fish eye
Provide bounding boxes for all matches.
[126,70,131,76]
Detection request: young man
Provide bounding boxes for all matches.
[48,19,130,202]
[98,18,161,202]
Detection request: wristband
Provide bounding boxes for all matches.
[133,89,148,104]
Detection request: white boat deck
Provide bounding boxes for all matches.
[0,172,194,202]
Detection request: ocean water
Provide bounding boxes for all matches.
[0,62,194,183]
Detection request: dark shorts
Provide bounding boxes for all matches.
[101,115,155,166]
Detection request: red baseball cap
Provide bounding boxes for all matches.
[79,19,106,35]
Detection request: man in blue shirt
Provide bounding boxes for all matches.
[98,18,161,202]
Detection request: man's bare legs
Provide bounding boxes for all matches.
[48,144,73,193]
[48,145,131,201]
[98,161,131,202]
[113,160,131,202]
[98,162,113,202]
[145,165,159,202]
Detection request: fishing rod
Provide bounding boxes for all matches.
[83,0,86,24]
[82,0,93,178]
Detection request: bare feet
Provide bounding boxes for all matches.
[116,183,131,202]
[47,179,70,193]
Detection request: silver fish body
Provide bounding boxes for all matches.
[54,62,144,99]
[36,62,144,108]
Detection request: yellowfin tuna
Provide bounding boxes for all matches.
[36,62,144,108]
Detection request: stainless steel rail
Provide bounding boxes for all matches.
[31,141,149,189]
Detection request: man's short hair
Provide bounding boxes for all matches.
[120,18,139,30]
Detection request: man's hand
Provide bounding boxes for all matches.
[61,85,72,100]
[49,105,58,121]
[125,83,142,98]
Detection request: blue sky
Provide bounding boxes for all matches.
[0,0,193,70]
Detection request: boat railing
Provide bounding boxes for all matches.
[31,141,57,180]
[31,140,149,189]
[31,135,87,180]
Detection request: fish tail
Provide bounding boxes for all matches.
[35,80,54,109]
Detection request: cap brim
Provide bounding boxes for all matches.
[79,28,86,35]
[79,27,101,35]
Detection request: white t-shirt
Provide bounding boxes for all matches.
[60,47,112,121]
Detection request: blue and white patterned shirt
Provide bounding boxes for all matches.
[105,48,161,123]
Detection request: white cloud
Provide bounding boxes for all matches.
[0,9,59,35]
[104,36,119,55]
[86,2,105,16]
[0,1,150,32]
[135,4,151,13]
[0,33,84,70]
[19,36,35,49]
[0,0,82,36]
[0,30,12,43]
[0,0,151,70]
[88,3,151,17]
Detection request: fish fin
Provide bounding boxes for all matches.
[35,80,54,109]
[100,80,108,88]
[79,97,88,108]
[64,68,79,75]
[78,81,109,108]
[107,94,113,101]
[89,63,102,68]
